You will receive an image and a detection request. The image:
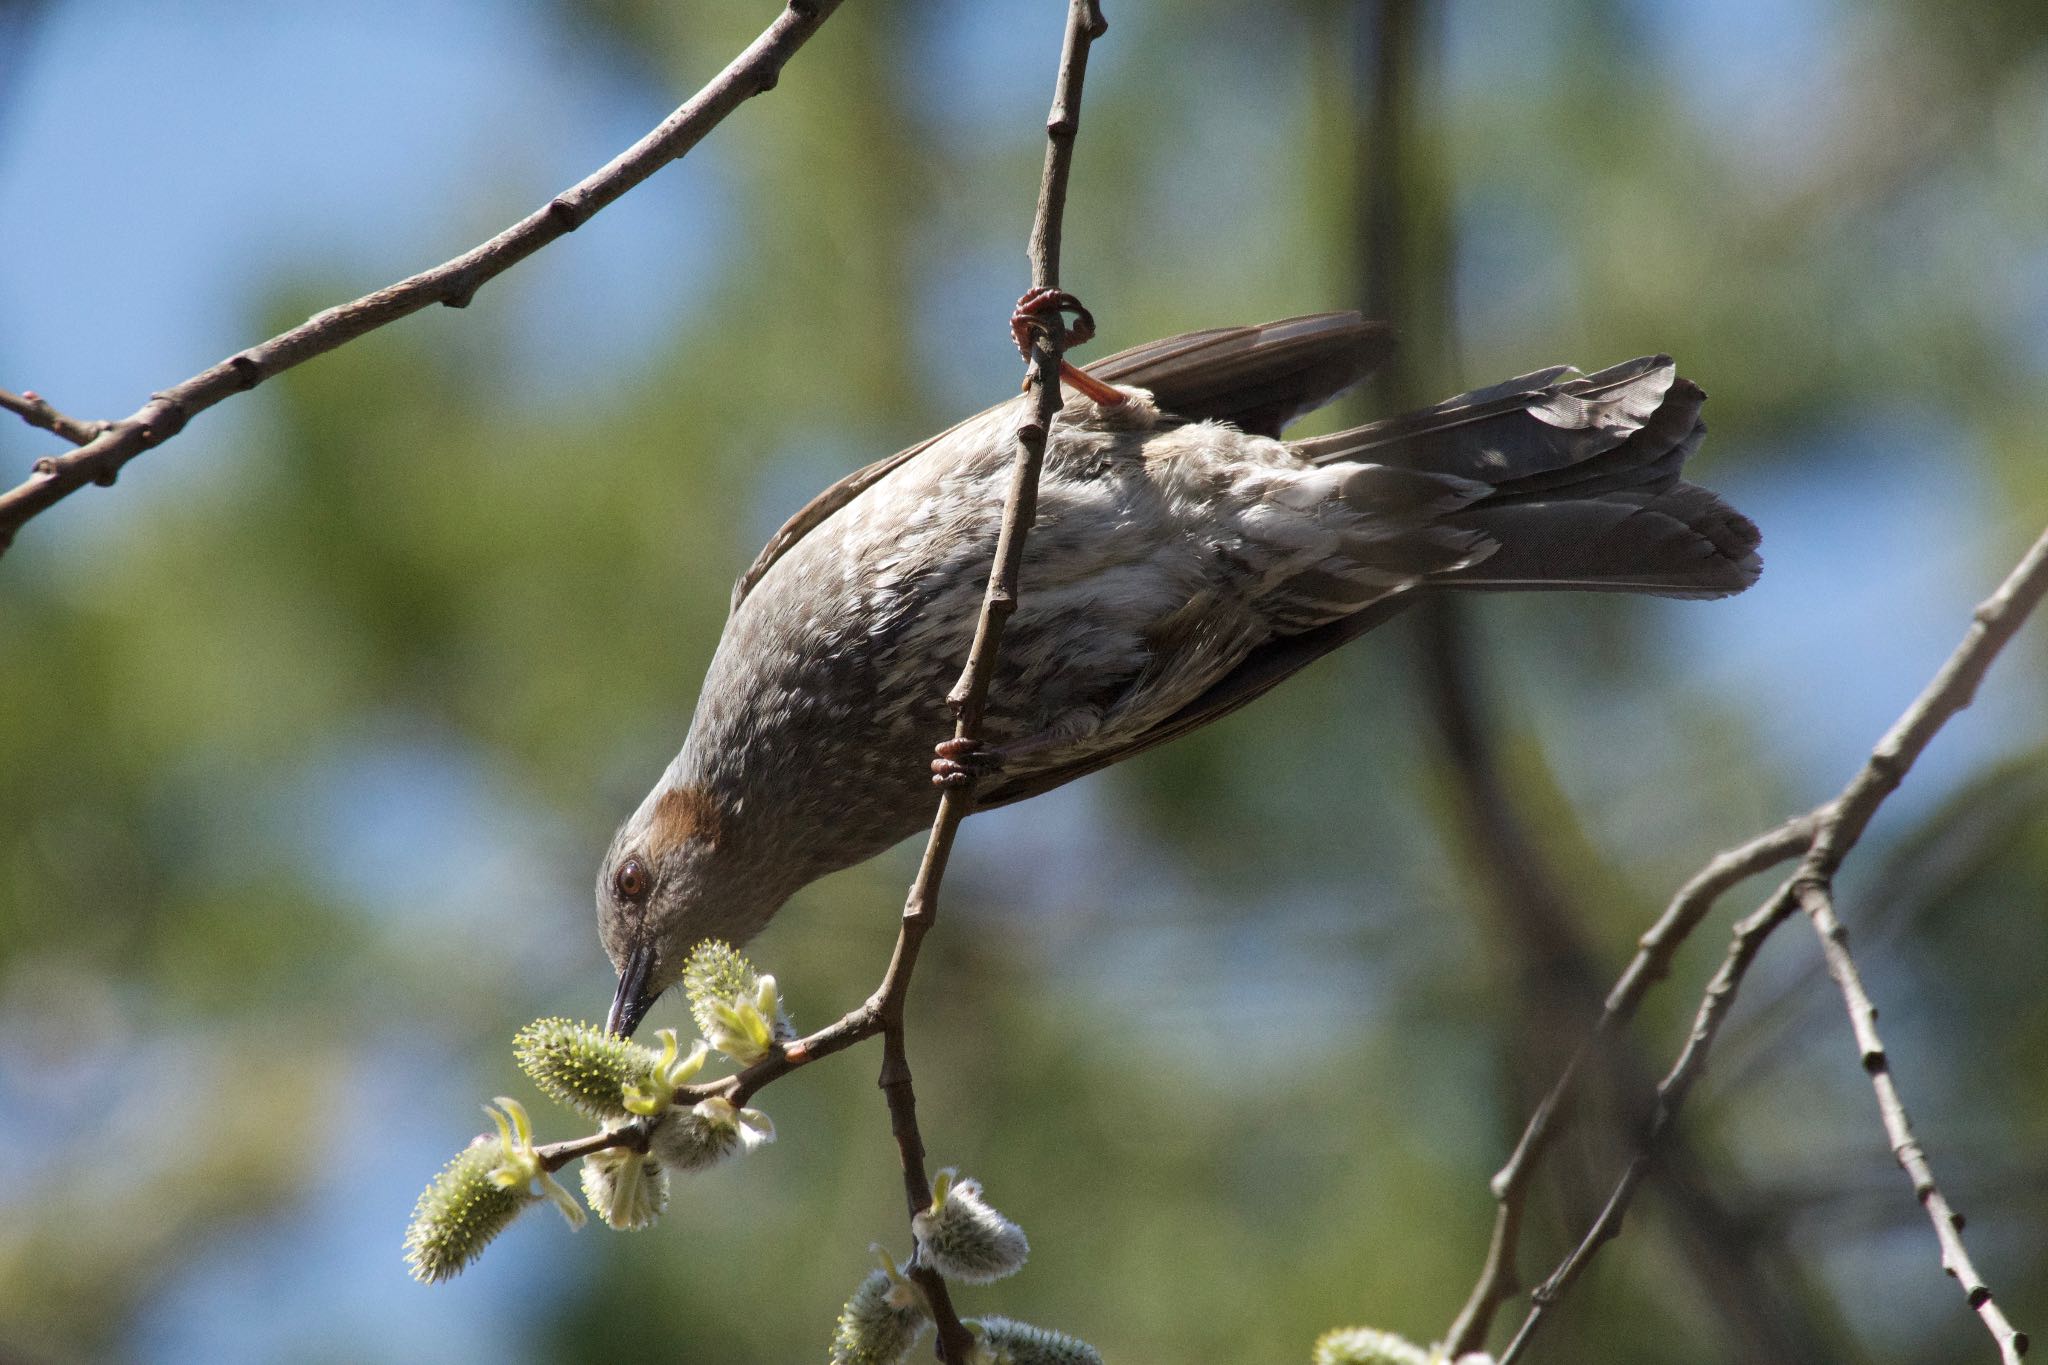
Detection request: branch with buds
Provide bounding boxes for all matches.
[403,942,784,1283]
[406,6,1111,1363]
[1425,523,2048,1364]
[404,940,1101,1365]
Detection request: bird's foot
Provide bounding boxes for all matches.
[1010,286,1125,407]
[931,736,1007,789]
[1011,286,1096,355]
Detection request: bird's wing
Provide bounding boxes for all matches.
[977,597,1415,809]
[729,429,951,613]
[1086,311,1392,437]
[729,313,1393,612]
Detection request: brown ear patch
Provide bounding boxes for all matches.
[648,785,723,859]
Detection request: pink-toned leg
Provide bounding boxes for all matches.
[1055,359,1127,407]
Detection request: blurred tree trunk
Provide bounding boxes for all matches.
[1346,1,1850,1358]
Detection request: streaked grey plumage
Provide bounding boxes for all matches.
[598,313,1760,1032]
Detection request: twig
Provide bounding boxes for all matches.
[869,5,1106,1358]
[538,1122,649,1173]
[1497,884,1802,1364]
[1708,752,2048,1102]
[1798,882,2030,1364]
[508,21,1110,1355]
[1495,523,2048,1361]
[0,0,848,556]
[881,1025,972,1356]
[1364,0,1826,1338]
[1438,766,1825,1353]
[1805,525,2048,876]
[0,388,106,446]
[1442,818,1814,1351]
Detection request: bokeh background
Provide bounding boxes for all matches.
[4,0,2047,1361]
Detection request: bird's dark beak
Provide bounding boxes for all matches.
[607,945,657,1038]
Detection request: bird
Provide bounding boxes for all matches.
[599,301,1761,1036]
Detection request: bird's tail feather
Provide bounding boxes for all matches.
[1295,358,1760,600]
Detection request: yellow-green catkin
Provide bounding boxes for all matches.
[513,1018,662,1121]
[683,940,755,1029]
[403,1098,583,1283]
[682,940,792,1064]
[404,1136,533,1283]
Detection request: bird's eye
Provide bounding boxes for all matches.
[613,857,652,902]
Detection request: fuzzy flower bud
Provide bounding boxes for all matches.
[646,1095,776,1172]
[579,1145,670,1230]
[912,1169,1029,1284]
[683,940,793,1064]
[966,1317,1103,1365]
[682,940,753,1023]
[1311,1328,1438,1365]
[513,1018,663,1121]
[404,1098,582,1282]
[404,1136,528,1284]
[830,1248,931,1365]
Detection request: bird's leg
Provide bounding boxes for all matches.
[931,736,1008,790]
[1011,286,1126,407]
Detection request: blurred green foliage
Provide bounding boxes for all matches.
[3,0,2047,1362]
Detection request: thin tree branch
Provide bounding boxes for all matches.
[1798,882,2030,1364]
[1709,751,2048,1103]
[0,0,849,555]
[880,1024,973,1359]
[869,6,1106,1358]
[1444,815,1817,1350]
[1357,0,1826,1345]
[538,1122,649,1172]
[521,16,1109,1352]
[1806,524,2048,876]
[1496,522,2048,1361]
[1497,883,1803,1364]
[0,388,106,446]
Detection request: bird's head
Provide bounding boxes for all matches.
[597,783,769,1037]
